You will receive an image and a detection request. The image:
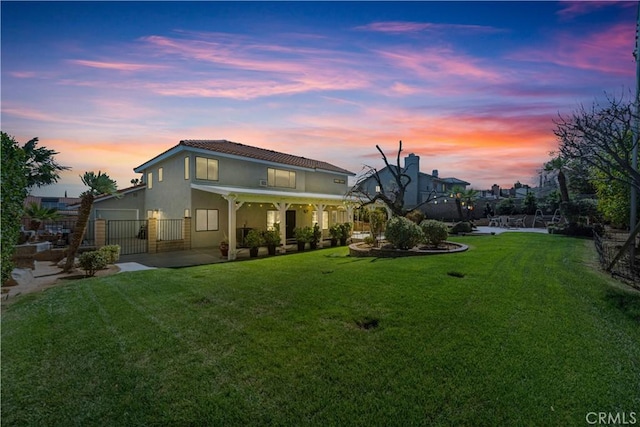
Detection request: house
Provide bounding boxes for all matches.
[91,139,356,259]
[354,153,470,211]
[24,195,81,217]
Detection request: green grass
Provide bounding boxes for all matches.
[2,234,639,426]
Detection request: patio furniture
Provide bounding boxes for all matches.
[513,216,526,228]
[488,214,500,227]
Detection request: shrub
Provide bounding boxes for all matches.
[496,198,518,215]
[339,223,352,239]
[78,251,107,277]
[405,209,425,224]
[420,220,449,247]
[363,236,376,246]
[245,229,265,248]
[329,224,343,240]
[312,223,322,244]
[98,245,120,264]
[294,226,313,243]
[262,225,281,247]
[385,216,424,250]
[450,221,473,234]
[369,208,387,238]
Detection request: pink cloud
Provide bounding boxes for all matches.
[376,47,503,83]
[68,59,169,72]
[510,22,635,76]
[355,21,503,34]
[9,71,38,78]
[556,1,634,19]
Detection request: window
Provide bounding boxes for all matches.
[184,157,190,180]
[267,210,281,230]
[312,211,329,230]
[147,172,153,189]
[267,168,296,188]
[158,167,163,182]
[375,185,381,193]
[195,209,219,231]
[196,157,219,181]
[334,178,346,184]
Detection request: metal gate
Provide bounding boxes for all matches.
[106,219,148,255]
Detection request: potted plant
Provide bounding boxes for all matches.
[329,224,343,247]
[262,224,281,256]
[310,223,322,249]
[244,229,264,258]
[338,222,352,246]
[219,233,229,257]
[294,226,313,251]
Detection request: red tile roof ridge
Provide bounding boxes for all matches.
[179,139,353,175]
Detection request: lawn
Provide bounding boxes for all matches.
[2,233,639,426]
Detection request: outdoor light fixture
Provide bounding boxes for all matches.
[184,209,191,218]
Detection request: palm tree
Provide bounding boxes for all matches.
[451,186,479,221]
[63,171,118,272]
[24,202,61,235]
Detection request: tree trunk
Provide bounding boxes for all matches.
[557,170,570,203]
[63,194,94,272]
[455,199,464,221]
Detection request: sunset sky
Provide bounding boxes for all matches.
[2,1,637,197]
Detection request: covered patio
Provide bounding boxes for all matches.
[191,183,359,260]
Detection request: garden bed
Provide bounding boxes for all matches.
[349,241,468,257]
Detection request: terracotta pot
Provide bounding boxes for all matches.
[220,243,229,257]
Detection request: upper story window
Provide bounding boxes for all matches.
[184,157,190,180]
[196,157,219,181]
[158,167,163,182]
[268,168,296,188]
[147,172,153,189]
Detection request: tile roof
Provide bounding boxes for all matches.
[180,140,353,175]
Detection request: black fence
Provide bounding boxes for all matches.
[157,219,183,241]
[106,220,148,255]
[594,230,640,290]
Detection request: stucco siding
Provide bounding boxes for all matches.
[190,189,228,248]
[92,189,145,220]
[304,170,349,195]
[143,155,192,219]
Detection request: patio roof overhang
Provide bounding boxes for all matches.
[191,183,359,205]
[191,183,359,261]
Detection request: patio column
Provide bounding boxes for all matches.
[313,203,325,248]
[346,204,355,229]
[225,195,244,261]
[272,201,290,253]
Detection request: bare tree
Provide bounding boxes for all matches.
[554,93,639,271]
[348,140,437,217]
[555,94,638,194]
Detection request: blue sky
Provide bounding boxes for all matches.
[2,1,636,197]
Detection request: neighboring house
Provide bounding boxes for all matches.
[355,153,470,211]
[92,139,356,259]
[23,195,81,217]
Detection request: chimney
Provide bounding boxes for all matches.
[432,169,438,178]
